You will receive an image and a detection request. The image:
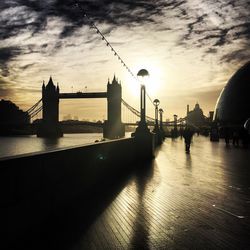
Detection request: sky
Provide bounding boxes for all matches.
[0,0,250,121]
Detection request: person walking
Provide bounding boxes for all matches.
[232,129,239,147]
[224,126,230,146]
[183,126,194,153]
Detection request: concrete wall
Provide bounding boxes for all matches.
[1,138,139,244]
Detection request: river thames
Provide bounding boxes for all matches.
[0,133,133,158]
[0,133,105,158]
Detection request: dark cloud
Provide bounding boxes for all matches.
[183,15,207,41]
[221,48,250,64]
[0,3,43,40]
[0,47,22,77]
[19,63,37,70]
[205,48,218,54]
[0,76,12,86]
[59,25,77,39]
[1,0,250,44]
[1,0,249,47]
[196,22,250,48]
[0,0,171,76]
[0,0,250,79]
[174,0,250,58]
[231,22,250,40]
[0,0,169,40]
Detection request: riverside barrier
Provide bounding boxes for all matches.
[0,136,155,247]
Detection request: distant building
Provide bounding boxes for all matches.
[186,103,206,128]
[208,111,214,123]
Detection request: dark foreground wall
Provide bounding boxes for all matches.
[0,138,144,247]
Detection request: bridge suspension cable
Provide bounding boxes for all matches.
[121,99,154,123]
[73,1,154,105]
[29,105,43,118]
[25,99,43,120]
[25,98,42,113]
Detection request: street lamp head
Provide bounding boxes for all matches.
[159,108,163,114]
[153,99,160,106]
[137,69,149,86]
[137,69,149,77]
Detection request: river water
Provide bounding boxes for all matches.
[0,133,133,158]
[0,133,115,158]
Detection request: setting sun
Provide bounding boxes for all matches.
[124,60,163,98]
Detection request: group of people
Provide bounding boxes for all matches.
[223,127,249,147]
[180,123,250,153]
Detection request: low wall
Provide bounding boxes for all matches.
[1,137,142,245]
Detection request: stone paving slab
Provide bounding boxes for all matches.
[71,136,250,250]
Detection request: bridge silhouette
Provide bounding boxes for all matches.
[26,76,187,138]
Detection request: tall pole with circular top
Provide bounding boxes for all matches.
[134,69,154,160]
[159,108,163,130]
[137,69,149,126]
[153,99,160,132]
[173,114,178,138]
[158,108,165,143]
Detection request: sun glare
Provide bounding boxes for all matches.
[124,60,163,98]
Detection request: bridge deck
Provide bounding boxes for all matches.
[24,136,250,249]
[59,92,107,99]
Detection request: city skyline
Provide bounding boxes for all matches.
[0,0,250,121]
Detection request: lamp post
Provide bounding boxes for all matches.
[173,114,178,137]
[158,108,165,143]
[134,69,150,133]
[133,69,154,159]
[153,99,160,132]
[137,69,149,125]
[159,108,163,130]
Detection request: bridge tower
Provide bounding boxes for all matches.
[103,76,125,139]
[37,77,63,137]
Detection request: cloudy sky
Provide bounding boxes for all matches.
[0,0,249,121]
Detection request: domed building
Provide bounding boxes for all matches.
[214,61,250,126]
[186,103,206,128]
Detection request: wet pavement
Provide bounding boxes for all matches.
[70,135,250,250]
[15,135,250,250]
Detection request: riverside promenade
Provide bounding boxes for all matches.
[14,135,250,249]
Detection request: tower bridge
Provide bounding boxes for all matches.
[37,76,125,139]
[29,75,189,139]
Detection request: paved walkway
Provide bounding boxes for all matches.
[67,136,250,250]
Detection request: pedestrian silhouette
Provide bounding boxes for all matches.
[183,126,194,153]
[223,126,231,146]
[240,127,249,148]
[232,129,239,147]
